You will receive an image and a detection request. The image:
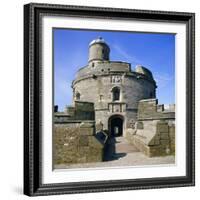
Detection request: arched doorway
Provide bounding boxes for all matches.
[108,115,124,137]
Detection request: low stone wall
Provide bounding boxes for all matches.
[125,98,175,157]
[126,120,175,157]
[53,122,104,165]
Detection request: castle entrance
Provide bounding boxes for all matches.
[108,115,123,137]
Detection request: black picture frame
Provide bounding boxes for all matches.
[24,3,195,196]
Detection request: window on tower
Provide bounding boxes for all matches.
[75,92,80,100]
[99,95,103,101]
[112,87,120,101]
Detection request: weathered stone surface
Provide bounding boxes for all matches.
[157,124,169,133]
[138,99,175,120]
[169,126,175,139]
[158,125,169,132]
[160,139,170,145]
[79,127,94,136]
[160,132,169,140]
[80,122,94,128]
[79,136,89,146]
[125,119,175,157]
[53,123,104,165]
[95,122,103,132]
[135,121,144,129]
[61,101,95,121]
[154,139,160,145]
[169,124,175,153]
[65,106,75,117]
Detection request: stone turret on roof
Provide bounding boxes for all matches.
[89,37,107,46]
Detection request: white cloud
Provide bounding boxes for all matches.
[154,72,174,89]
[111,44,141,65]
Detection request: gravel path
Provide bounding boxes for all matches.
[55,137,175,170]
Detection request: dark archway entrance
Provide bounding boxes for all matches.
[109,115,123,137]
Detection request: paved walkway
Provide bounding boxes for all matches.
[55,137,175,169]
[104,136,139,161]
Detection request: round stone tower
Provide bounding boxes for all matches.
[88,37,110,63]
[71,37,157,137]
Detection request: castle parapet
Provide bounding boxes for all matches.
[137,99,175,120]
[55,101,95,122]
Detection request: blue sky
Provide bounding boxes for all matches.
[54,29,175,111]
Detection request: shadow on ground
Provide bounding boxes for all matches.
[103,137,127,161]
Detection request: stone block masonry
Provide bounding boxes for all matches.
[53,122,104,165]
[126,120,175,157]
[64,101,95,120]
[126,99,175,157]
[138,99,175,120]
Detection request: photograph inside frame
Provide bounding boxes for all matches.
[53,28,175,169]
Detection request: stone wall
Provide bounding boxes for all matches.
[72,67,156,131]
[138,98,175,120]
[75,61,131,79]
[53,121,104,165]
[126,99,175,157]
[73,71,155,111]
[63,101,95,120]
[126,120,175,157]
[73,59,156,107]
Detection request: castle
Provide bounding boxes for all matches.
[54,37,175,166]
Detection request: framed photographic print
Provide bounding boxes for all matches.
[24,3,195,196]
